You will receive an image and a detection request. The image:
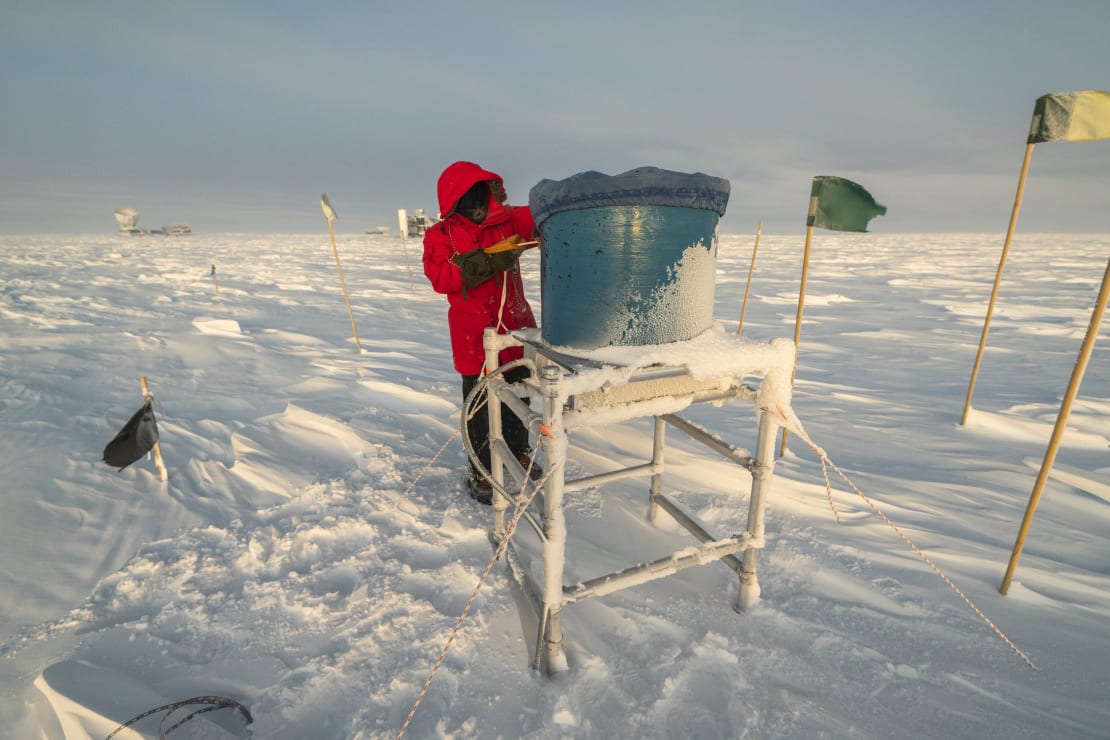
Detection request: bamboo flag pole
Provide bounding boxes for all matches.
[210,264,220,296]
[963,89,1110,423]
[400,234,416,292]
[778,175,886,456]
[779,223,815,457]
[999,254,1110,594]
[139,376,167,481]
[737,220,763,335]
[321,194,363,353]
[961,142,1035,425]
[397,209,416,291]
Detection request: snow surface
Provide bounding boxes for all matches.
[1,231,1109,739]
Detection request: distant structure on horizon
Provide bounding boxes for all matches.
[113,208,141,234]
[398,208,436,238]
[366,225,391,235]
[113,207,191,236]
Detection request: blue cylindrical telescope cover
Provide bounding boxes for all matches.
[529,167,730,349]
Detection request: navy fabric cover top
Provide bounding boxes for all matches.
[529,167,731,227]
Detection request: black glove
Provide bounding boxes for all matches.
[452,249,496,294]
[453,248,521,290]
[490,249,521,272]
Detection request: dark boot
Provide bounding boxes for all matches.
[515,452,544,481]
[467,467,493,505]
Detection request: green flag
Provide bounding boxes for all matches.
[807,176,887,232]
[1028,90,1110,144]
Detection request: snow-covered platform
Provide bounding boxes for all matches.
[470,326,796,675]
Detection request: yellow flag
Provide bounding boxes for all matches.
[1028,90,1110,144]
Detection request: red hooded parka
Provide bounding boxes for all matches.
[422,161,537,375]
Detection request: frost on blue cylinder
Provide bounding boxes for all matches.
[529,167,730,349]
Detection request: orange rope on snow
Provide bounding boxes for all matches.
[396,449,553,739]
[388,429,461,511]
[786,422,1038,671]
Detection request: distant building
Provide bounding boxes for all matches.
[113,207,142,235]
[113,208,191,236]
[398,208,436,238]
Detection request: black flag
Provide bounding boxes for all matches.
[103,400,159,470]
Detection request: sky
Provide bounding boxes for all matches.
[3,0,1110,235]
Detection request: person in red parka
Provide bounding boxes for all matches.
[422,161,540,503]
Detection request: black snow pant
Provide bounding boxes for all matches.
[461,366,532,474]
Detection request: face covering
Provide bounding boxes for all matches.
[454,182,490,224]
